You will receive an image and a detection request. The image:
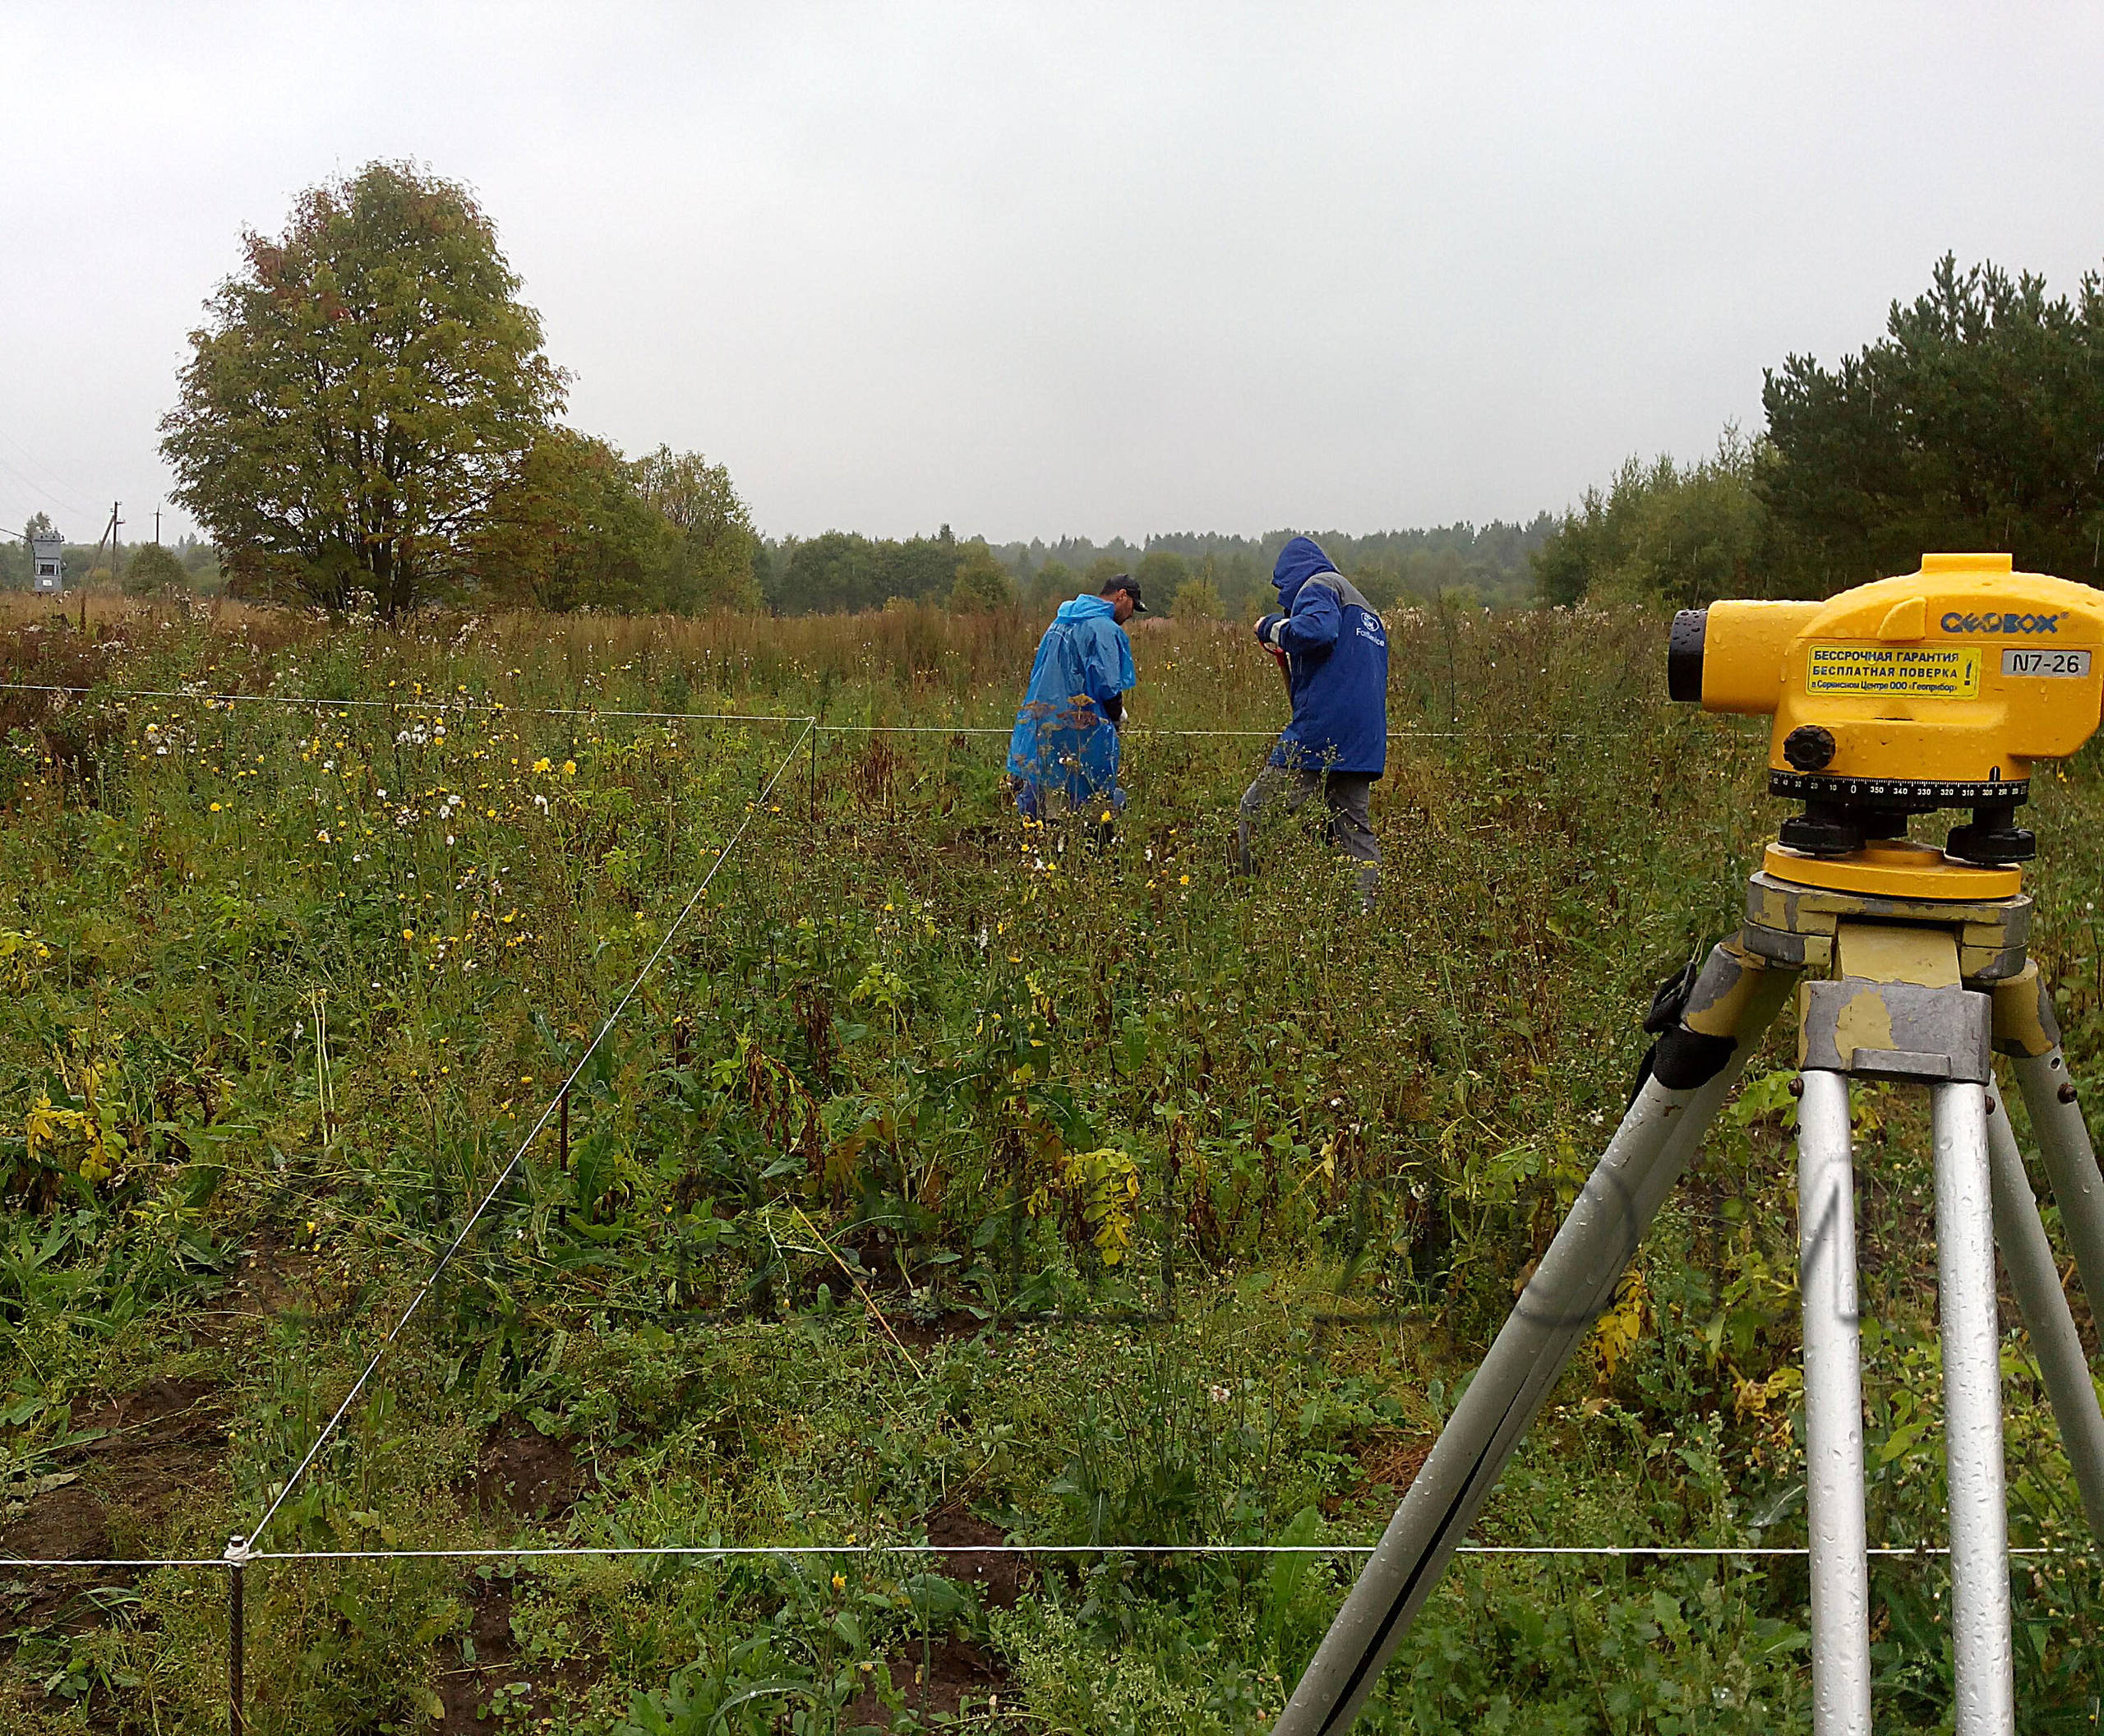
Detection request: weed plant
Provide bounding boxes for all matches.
[0,593,2098,1729]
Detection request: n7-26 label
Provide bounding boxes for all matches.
[2001,649,2092,678]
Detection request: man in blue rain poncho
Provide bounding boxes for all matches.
[1238,536,1388,911]
[1008,574,1144,821]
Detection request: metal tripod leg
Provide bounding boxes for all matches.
[1984,1079,2104,1542]
[1932,1083,2015,1734]
[2009,1048,2104,1329]
[1272,942,1793,1736]
[1796,1069,1871,1735]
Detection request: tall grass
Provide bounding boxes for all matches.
[0,595,2097,1730]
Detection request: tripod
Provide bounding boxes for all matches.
[1276,837,2104,1736]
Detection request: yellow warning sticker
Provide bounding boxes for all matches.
[1805,644,1982,698]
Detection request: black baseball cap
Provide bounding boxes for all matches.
[1103,574,1147,611]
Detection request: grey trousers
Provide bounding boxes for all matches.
[1237,767,1381,904]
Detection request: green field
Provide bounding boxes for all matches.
[1,595,2102,1733]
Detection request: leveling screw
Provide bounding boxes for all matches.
[1788,1077,1804,1098]
[2060,1083,2079,1105]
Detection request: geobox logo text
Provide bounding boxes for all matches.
[1940,611,2068,634]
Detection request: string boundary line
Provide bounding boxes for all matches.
[3,1542,2082,1572]
[0,681,1699,741]
[238,718,818,1559]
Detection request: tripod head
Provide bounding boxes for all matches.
[1670,554,2104,886]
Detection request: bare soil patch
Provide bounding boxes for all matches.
[1339,1429,1430,1515]
[844,1634,1012,1730]
[923,1507,1030,1609]
[471,1424,592,1520]
[0,1375,229,1641]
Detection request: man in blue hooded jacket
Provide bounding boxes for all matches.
[1238,536,1387,909]
[1008,574,1143,820]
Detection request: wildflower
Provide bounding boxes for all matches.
[561,760,576,776]
[402,928,414,940]
[533,757,551,773]
[316,829,331,843]
[831,1572,847,1593]
[210,801,222,812]
[1179,875,1189,885]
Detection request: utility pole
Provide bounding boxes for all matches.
[153,506,161,546]
[81,501,119,632]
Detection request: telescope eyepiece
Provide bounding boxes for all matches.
[1667,609,1707,703]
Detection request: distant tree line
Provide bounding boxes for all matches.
[761,519,1554,620]
[1537,256,2104,606]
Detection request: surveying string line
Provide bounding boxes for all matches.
[0,682,810,727]
[9,1542,2086,1572]
[234,1544,2076,1563]
[239,717,818,1560]
[3,1556,232,1570]
[0,684,1656,744]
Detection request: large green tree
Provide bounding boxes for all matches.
[948,542,1014,612]
[1762,256,2104,589]
[1532,430,1773,607]
[632,446,762,612]
[159,160,563,616]
[473,427,662,612]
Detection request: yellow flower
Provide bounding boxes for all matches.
[402,928,414,940]
[210,801,223,812]
[561,760,577,777]
[533,757,551,773]
[1179,875,1189,885]
[316,829,331,843]
[831,1572,847,1593]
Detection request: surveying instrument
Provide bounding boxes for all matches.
[1277,555,2104,1736]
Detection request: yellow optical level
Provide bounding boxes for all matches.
[1670,554,2104,885]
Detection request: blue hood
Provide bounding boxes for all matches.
[1272,536,1338,609]
[1054,593,1115,624]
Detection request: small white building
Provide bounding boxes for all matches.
[30,535,62,594]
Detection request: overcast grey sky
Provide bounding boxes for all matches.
[5,2,2102,547]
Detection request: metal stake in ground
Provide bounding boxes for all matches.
[225,1533,247,1736]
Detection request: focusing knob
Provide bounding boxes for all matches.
[1783,725,1836,772]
